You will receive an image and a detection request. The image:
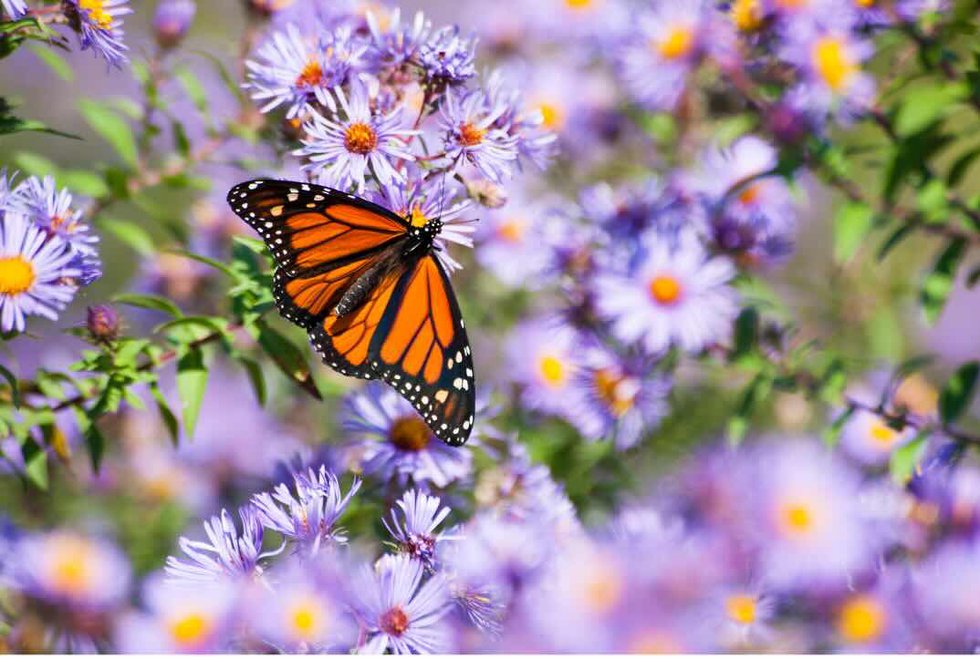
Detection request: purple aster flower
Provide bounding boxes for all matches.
[895,0,950,21]
[116,574,238,652]
[417,25,476,87]
[484,70,558,171]
[594,231,739,355]
[354,554,452,654]
[152,0,195,49]
[251,561,356,652]
[251,466,360,552]
[839,408,916,467]
[752,440,876,590]
[780,22,875,120]
[912,539,980,650]
[686,136,798,264]
[384,489,457,567]
[298,82,417,191]
[618,1,712,111]
[0,213,80,333]
[165,507,281,581]
[375,174,474,273]
[365,8,429,71]
[1,0,26,18]
[474,191,564,289]
[11,530,131,610]
[246,23,364,119]
[503,316,585,417]
[440,88,519,184]
[711,586,776,650]
[565,346,672,450]
[832,574,917,652]
[340,382,472,489]
[16,175,101,285]
[64,0,131,68]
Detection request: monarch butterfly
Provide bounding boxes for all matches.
[227,179,475,446]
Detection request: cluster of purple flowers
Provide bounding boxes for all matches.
[242,2,555,272]
[0,171,101,333]
[9,410,980,652]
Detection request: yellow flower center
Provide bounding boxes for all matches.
[564,0,593,9]
[581,565,623,614]
[594,369,635,416]
[730,0,763,31]
[812,36,857,92]
[868,421,898,446]
[389,416,431,451]
[854,0,876,7]
[409,205,429,228]
[79,0,113,29]
[656,26,694,60]
[778,501,815,537]
[344,122,378,155]
[0,256,35,296]
[379,606,410,636]
[458,122,486,147]
[538,355,567,387]
[537,102,564,131]
[169,613,211,648]
[777,0,808,7]
[51,542,92,596]
[725,594,758,625]
[496,218,525,243]
[287,598,324,640]
[628,631,683,654]
[837,595,885,644]
[296,59,324,88]
[648,274,682,306]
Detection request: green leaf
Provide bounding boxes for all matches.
[75,410,106,472]
[174,66,208,114]
[0,363,19,407]
[177,347,208,438]
[947,145,980,187]
[894,81,968,137]
[877,223,916,261]
[731,307,759,361]
[101,217,157,256]
[920,238,967,324]
[834,202,875,263]
[149,382,180,446]
[113,292,183,318]
[939,361,980,424]
[0,97,78,139]
[823,407,855,447]
[916,178,949,223]
[28,43,74,81]
[251,320,322,401]
[78,98,138,167]
[890,432,928,484]
[237,355,267,406]
[60,169,110,198]
[13,151,57,176]
[20,436,48,490]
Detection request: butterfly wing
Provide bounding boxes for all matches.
[228,179,409,329]
[373,255,476,445]
[227,179,408,277]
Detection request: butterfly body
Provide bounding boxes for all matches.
[227,179,475,445]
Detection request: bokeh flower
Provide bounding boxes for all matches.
[64,0,132,67]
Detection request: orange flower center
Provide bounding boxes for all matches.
[737,183,761,205]
[648,274,682,306]
[868,421,898,446]
[594,369,635,416]
[409,205,429,228]
[537,102,564,130]
[380,606,410,636]
[296,59,324,88]
[730,0,763,31]
[497,218,525,243]
[458,122,486,147]
[538,355,567,387]
[389,416,431,451]
[0,256,35,296]
[344,122,378,154]
[169,613,211,648]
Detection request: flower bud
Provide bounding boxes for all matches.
[87,304,120,342]
[153,0,196,50]
[465,178,508,209]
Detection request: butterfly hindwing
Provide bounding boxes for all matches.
[227,179,408,277]
[371,256,476,445]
